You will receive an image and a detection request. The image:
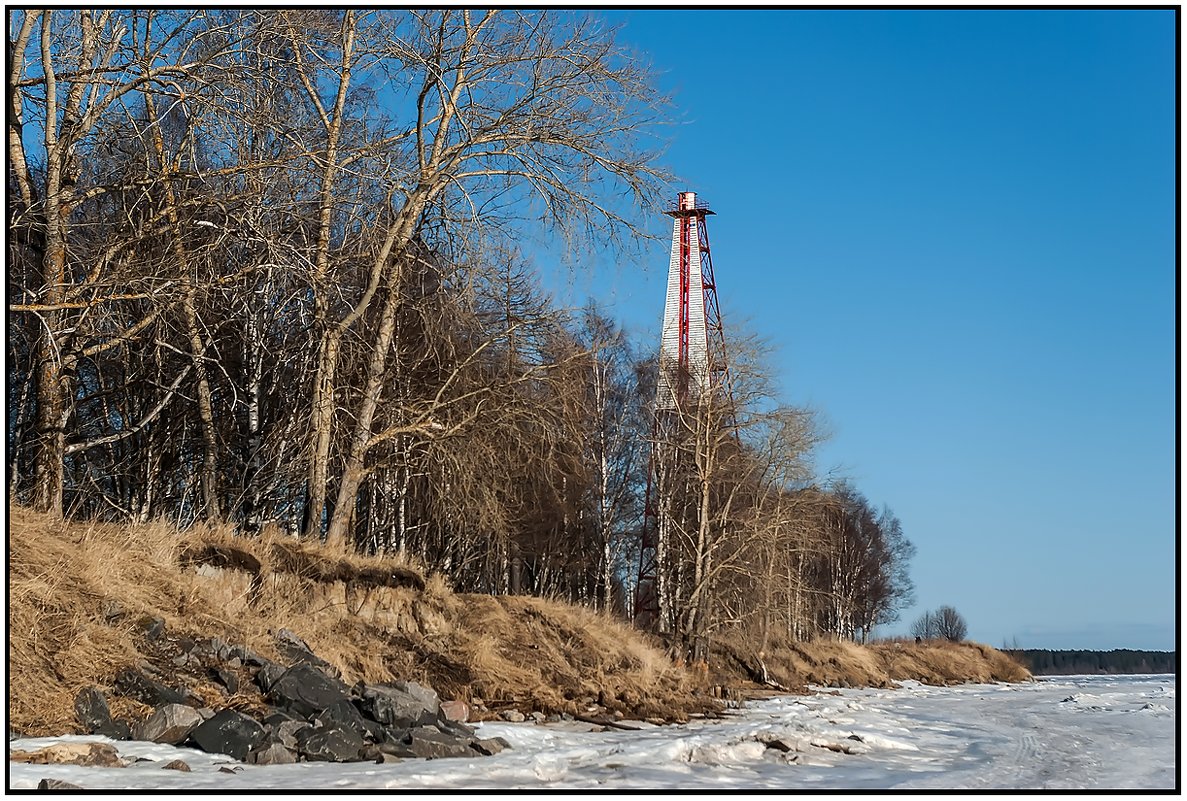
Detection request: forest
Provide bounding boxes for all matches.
[7,9,916,660]
[1008,650,1176,676]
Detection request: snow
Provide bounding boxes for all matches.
[8,674,1175,792]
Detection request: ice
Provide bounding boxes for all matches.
[8,674,1174,791]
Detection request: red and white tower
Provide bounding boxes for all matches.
[636,191,730,626]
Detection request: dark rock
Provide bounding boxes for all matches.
[471,736,510,756]
[113,668,188,708]
[217,766,241,774]
[406,726,473,759]
[37,778,84,790]
[249,742,297,765]
[213,668,240,695]
[187,709,266,761]
[359,717,387,744]
[272,720,310,750]
[762,737,795,753]
[275,628,336,674]
[360,744,406,763]
[296,722,365,762]
[241,648,267,668]
[313,699,367,732]
[375,739,418,759]
[434,718,476,739]
[133,703,204,745]
[72,688,112,740]
[359,683,438,728]
[102,721,131,741]
[254,660,286,693]
[268,663,351,718]
[176,636,195,654]
[161,759,191,772]
[261,709,299,728]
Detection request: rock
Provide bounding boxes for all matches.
[214,668,240,695]
[161,759,191,772]
[405,726,473,759]
[761,737,797,753]
[439,700,469,723]
[296,722,366,762]
[197,707,216,721]
[37,778,84,790]
[226,656,243,670]
[113,668,188,708]
[312,699,367,732]
[73,687,129,740]
[74,688,116,740]
[241,647,267,667]
[261,708,299,727]
[359,683,438,728]
[249,742,297,765]
[275,628,336,674]
[254,660,286,693]
[12,743,125,768]
[391,681,440,716]
[434,718,476,739]
[359,744,405,763]
[272,719,310,750]
[187,709,266,761]
[268,663,351,718]
[499,710,525,723]
[359,717,388,744]
[471,736,511,756]
[374,739,418,759]
[530,711,546,723]
[133,703,204,745]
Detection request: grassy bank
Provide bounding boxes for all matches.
[8,506,1029,737]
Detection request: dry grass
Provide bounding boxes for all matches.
[712,627,1031,692]
[9,504,1026,736]
[7,505,702,735]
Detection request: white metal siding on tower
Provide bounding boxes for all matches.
[656,201,710,410]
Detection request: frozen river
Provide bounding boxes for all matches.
[8,673,1176,791]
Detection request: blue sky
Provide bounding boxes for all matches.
[540,9,1176,650]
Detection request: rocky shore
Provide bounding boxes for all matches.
[22,622,509,770]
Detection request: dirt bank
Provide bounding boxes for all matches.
[8,506,1029,737]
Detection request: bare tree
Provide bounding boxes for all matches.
[934,605,968,642]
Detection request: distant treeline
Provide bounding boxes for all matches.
[1007,649,1176,676]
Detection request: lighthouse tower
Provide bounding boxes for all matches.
[636,190,729,626]
[655,191,723,408]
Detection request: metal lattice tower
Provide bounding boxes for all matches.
[635,191,731,626]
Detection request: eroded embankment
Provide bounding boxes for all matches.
[8,505,1029,739]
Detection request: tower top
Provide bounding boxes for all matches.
[664,190,715,217]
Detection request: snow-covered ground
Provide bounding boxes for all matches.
[8,674,1175,791]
